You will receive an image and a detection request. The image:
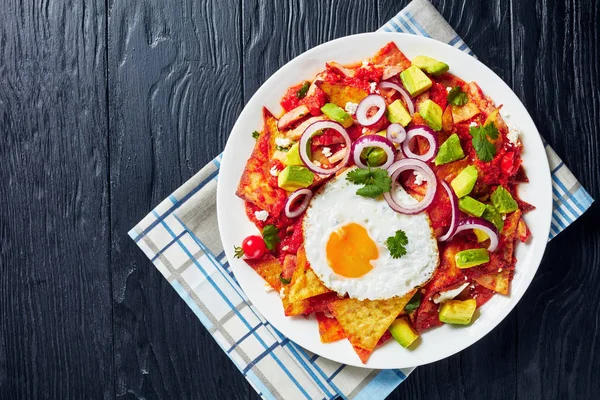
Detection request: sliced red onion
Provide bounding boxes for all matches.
[351,134,396,170]
[383,158,437,214]
[438,180,459,241]
[401,125,439,162]
[355,95,386,126]
[386,123,407,144]
[450,218,499,252]
[285,188,313,218]
[378,81,415,116]
[299,121,351,175]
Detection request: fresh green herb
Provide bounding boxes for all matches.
[404,291,423,314]
[262,224,280,251]
[279,275,291,285]
[385,229,409,259]
[252,131,260,140]
[275,145,290,152]
[346,167,392,198]
[469,122,499,162]
[447,86,468,106]
[296,81,310,100]
[233,246,244,259]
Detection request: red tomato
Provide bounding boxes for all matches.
[501,151,519,176]
[241,235,268,259]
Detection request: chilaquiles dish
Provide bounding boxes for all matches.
[234,42,532,364]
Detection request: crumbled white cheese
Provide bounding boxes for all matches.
[362,59,369,67]
[269,166,279,176]
[254,210,269,221]
[446,87,452,93]
[502,214,507,221]
[279,287,286,299]
[507,125,520,145]
[498,268,503,273]
[469,121,478,127]
[361,127,368,134]
[345,102,358,115]
[281,245,289,251]
[275,137,292,148]
[313,160,321,167]
[433,282,470,304]
[322,146,332,158]
[323,311,334,318]
[502,110,511,118]
[413,171,427,186]
[369,82,377,93]
[264,283,274,293]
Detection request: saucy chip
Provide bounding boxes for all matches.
[316,313,346,343]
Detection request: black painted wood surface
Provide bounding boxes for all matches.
[1,0,599,399]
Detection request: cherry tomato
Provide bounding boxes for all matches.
[241,235,268,259]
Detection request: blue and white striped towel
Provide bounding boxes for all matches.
[129,0,594,398]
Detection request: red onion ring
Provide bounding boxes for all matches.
[284,188,313,218]
[383,158,437,214]
[438,180,459,241]
[351,134,396,170]
[355,95,386,126]
[449,218,499,252]
[378,81,415,116]
[401,125,439,162]
[299,121,351,175]
[386,123,407,144]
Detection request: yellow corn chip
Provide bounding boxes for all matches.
[473,269,511,295]
[244,256,282,292]
[316,81,369,108]
[286,246,331,305]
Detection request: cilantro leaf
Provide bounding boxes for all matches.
[469,123,500,162]
[346,167,391,198]
[386,230,408,259]
[262,224,280,251]
[233,245,244,259]
[275,145,289,152]
[447,86,468,106]
[252,131,260,140]
[279,275,291,285]
[296,81,310,100]
[403,291,422,314]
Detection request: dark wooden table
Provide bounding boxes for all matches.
[1,0,599,399]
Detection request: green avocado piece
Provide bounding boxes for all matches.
[455,248,490,269]
[418,99,443,131]
[482,204,504,231]
[277,165,314,191]
[284,142,303,166]
[321,103,353,128]
[439,299,477,325]
[389,317,419,348]
[360,147,388,167]
[490,185,519,214]
[411,55,450,76]
[450,165,478,198]
[435,134,465,166]
[400,66,433,97]
[386,99,412,127]
[473,229,489,242]
[458,196,486,217]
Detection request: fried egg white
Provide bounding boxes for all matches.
[303,168,439,300]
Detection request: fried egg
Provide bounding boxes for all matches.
[303,168,439,300]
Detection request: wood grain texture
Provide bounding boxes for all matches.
[107,0,249,398]
[0,0,113,399]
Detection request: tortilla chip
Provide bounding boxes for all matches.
[286,246,331,305]
[328,291,415,357]
[236,108,287,215]
[317,81,369,108]
[283,292,340,317]
[465,82,496,115]
[473,269,511,295]
[369,42,411,71]
[244,256,283,292]
[452,102,480,123]
[501,209,521,263]
[316,313,346,343]
[442,104,454,132]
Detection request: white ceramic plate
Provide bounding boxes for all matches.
[217,33,552,369]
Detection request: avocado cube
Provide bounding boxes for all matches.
[455,248,490,269]
[490,186,518,214]
[435,133,465,166]
[389,317,419,348]
[450,165,478,198]
[473,229,489,242]
[458,196,486,217]
[284,142,303,166]
[482,204,504,231]
[386,100,412,127]
[411,55,450,76]
[400,66,433,97]
[439,299,477,325]
[361,147,388,167]
[321,103,353,128]
[277,165,314,191]
[418,99,443,131]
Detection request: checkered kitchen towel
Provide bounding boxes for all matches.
[129,0,594,398]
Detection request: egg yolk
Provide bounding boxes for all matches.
[326,223,379,278]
